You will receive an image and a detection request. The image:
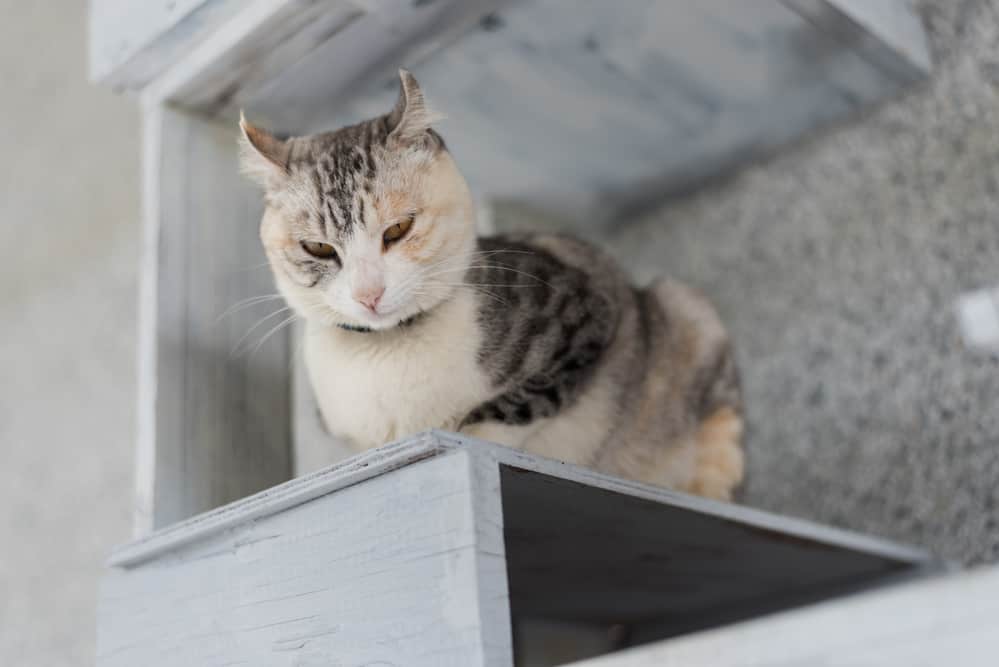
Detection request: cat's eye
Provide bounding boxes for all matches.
[301,240,338,261]
[383,216,414,248]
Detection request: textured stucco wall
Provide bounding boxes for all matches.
[603,0,999,565]
[0,2,138,665]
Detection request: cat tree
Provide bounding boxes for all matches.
[89,2,999,665]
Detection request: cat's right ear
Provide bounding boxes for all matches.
[387,69,443,149]
[239,111,291,190]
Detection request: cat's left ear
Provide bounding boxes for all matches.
[387,69,443,148]
[239,111,291,190]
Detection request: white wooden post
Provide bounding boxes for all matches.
[136,103,292,532]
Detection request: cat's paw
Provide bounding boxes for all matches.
[689,407,744,501]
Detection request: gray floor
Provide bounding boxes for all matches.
[3,1,999,666]
[0,2,139,665]
[605,0,999,566]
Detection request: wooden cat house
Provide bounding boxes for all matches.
[90,1,999,664]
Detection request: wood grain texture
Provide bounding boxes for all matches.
[89,0,245,86]
[316,0,932,224]
[113,433,444,567]
[570,565,999,667]
[99,449,511,666]
[138,107,291,532]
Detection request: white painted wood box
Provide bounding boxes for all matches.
[97,431,939,666]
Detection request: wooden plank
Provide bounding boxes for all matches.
[138,106,292,532]
[300,0,932,224]
[164,0,365,117]
[112,433,443,566]
[500,466,926,628]
[135,0,510,122]
[97,0,932,225]
[784,0,930,85]
[89,0,245,87]
[829,0,933,72]
[115,431,930,568]
[98,449,511,666]
[105,432,933,666]
[569,566,999,667]
[468,446,517,667]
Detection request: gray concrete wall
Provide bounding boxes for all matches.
[0,2,138,665]
[603,0,999,565]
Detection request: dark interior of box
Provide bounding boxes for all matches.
[498,465,922,666]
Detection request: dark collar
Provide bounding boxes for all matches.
[336,311,425,334]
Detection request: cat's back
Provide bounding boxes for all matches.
[473,232,630,289]
[469,233,744,499]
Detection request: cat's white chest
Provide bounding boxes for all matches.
[303,294,491,450]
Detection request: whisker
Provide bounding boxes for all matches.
[225,261,274,274]
[248,313,300,357]
[230,306,292,357]
[215,294,285,323]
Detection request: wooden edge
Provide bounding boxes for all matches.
[783,0,932,85]
[108,432,448,567]
[112,429,937,570]
[138,0,325,107]
[430,430,937,568]
[568,565,999,667]
[132,102,165,538]
[89,0,248,87]
[464,445,516,666]
[830,0,933,73]
[136,0,510,120]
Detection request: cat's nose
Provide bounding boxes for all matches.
[353,286,385,312]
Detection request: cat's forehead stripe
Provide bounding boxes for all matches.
[310,131,386,237]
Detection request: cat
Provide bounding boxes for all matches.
[239,70,744,500]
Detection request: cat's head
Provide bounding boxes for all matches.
[239,70,476,332]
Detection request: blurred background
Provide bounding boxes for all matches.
[2,0,999,665]
[0,2,138,664]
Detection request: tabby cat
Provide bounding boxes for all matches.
[240,70,744,499]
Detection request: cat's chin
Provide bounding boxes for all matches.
[322,308,423,333]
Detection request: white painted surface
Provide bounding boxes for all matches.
[110,431,932,569]
[89,0,245,86]
[98,449,512,666]
[98,433,933,666]
[140,107,292,531]
[110,433,447,567]
[298,0,932,222]
[835,0,933,72]
[570,565,999,667]
[958,287,999,354]
[93,0,931,224]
